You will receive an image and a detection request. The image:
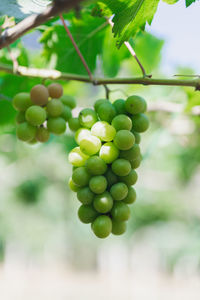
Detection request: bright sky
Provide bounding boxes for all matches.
[148,0,200,74]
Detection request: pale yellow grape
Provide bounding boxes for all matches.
[91,121,116,142]
[99,142,119,164]
[80,135,101,156]
[68,147,89,167]
[75,128,91,145]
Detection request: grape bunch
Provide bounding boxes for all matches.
[68,95,149,238]
[12,83,76,144]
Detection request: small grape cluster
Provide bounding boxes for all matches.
[12,83,76,144]
[68,95,149,238]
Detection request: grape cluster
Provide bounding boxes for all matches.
[68,95,149,238]
[12,83,76,144]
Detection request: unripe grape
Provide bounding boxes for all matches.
[94,99,108,112]
[118,169,138,186]
[130,156,141,169]
[119,144,141,161]
[91,121,116,142]
[25,106,46,126]
[89,175,107,194]
[132,131,141,144]
[72,167,91,187]
[61,105,72,121]
[77,187,94,205]
[97,102,116,123]
[80,135,101,156]
[111,114,132,131]
[114,130,135,150]
[68,177,80,192]
[60,95,76,109]
[48,83,63,98]
[75,128,91,145]
[47,117,66,135]
[111,202,130,222]
[112,220,127,235]
[36,127,50,142]
[28,138,37,145]
[110,182,128,201]
[16,122,36,142]
[16,111,26,124]
[123,187,136,204]
[125,95,147,114]
[132,113,149,133]
[68,147,89,167]
[91,215,112,238]
[85,156,107,175]
[78,108,98,128]
[99,142,119,164]
[68,117,81,131]
[78,205,98,224]
[46,99,64,117]
[113,99,126,115]
[30,84,49,106]
[105,168,118,187]
[13,93,32,111]
[112,159,131,176]
[93,192,113,213]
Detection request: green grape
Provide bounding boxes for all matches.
[78,204,98,224]
[25,106,47,126]
[110,182,128,201]
[114,130,135,150]
[36,127,50,142]
[93,191,113,213]
[91,121,116,142]
[111,114,132,131]
[91,215,112,238]
[60,95,76,109]
[132,131,141,144]
[130,156,142,169]
[78,108,98,128]
[48,83,63,99]
[99,142,119,164]
[97,102,116,123]
[28,138,37,145]
[16,111,26,124]
[68,117,81,132]
[47,117,66,135]
[16,122,36,142]
[132,113,149,133]
[68,147,89,167]
[113,99,126,115]
[118,169,138,186]
[13,93,32,112]
[105,168,118,187]
[30,84,49,106]
[123,186,136,204]
[80,135,101,156]
[75,128,91,145]
[72,167,91,187]
[111,202,130,222]
[119,144,141,161]
[94,99,108,112]
[46,99,64,117]
[61,105,72,121]
[112,159,131,176]
[85,156,107,175]
[89,175,107,194]
[77,187,94,205]
[68,177,80,192]
[112,220,127,235]
[125,95,147,114]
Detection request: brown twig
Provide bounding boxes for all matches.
[103,85,111,99]
[7,45,19,73]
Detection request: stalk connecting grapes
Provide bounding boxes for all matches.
[68,95,149,238]
[12,83,76,144]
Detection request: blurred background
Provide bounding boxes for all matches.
[1,0,200,299]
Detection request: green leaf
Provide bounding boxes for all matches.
[186,0,197,6]
[0,100,15,125]
[162,0,179,3]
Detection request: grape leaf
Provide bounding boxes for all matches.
[186,0,197,6]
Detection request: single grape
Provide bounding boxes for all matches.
[78,108,98,128]
[78,204,98,224]
[72,167,91,187]
[111,202,130,222]
[77,187,94,205]
[125,95,147,114]
[46,99,64,117]
[68,177,80,192]
[89,175,107,194]
[114,130,135,150]
[16,122,36,142]
[30,84,49,106]
[47,117,66,135]
[93,191,113,213]
[61,105,72,122]
[118,169,138,186]
[48,83,63,98]
[13,93,33,112]
[119,144,141,161]
[60,95,76,109]
[80,135,101,156]
[112,159,131,176]
[94,99,108,112]
[91,215,112,238]
[16,111,26,124]
[110,182,128,201]
[105,168,118,187]
[99,142,119,164]
[130,156,142,169]
[68,147,89,167]
[68,117,81,132]
[97,102,116,123]
[25,106,47,126]
[111,114,132,131]
[113,99,126,115]
[85,156,107,175]
[123,186,136,204]
[91,121,116,142]
[75,128,91,145]
[132,113,149,133]
[112,220,127,235]
[28,138,37,145]
[36,127,50,142]
[132,131,141,144]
